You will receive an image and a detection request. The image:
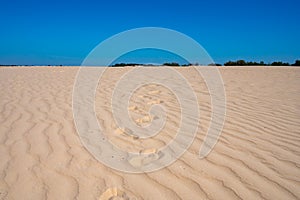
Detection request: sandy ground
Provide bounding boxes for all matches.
[0,66,299,200]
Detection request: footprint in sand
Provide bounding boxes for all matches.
[138,95,152,99]
[128,105,138,112]
[147,83,157,87]
[128,149,163,168]
[128,105,145,114]
[134,113,160,126]
[134,115,153,124]
[0,189,8,199]
[114,127,139,140]
[99,188,129,200]
[148,90,161,95]
[139,148,158,154]
[147,100,164,105]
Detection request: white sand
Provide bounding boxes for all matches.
[0,66,299,199]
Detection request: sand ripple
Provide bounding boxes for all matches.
[0,66,299,199]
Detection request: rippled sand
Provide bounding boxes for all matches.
[0,66,299,199]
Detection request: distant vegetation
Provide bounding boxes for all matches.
[292,60,300,66]
[111,60,300,67]
[110,63,141,67]
[111,62,206,67]
[224,60,300,66]
[208,63,222,66]
[111,62,184,67]
[162,62,180,66]
[1,60,299,67]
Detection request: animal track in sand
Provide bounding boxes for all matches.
[99,188,129,200]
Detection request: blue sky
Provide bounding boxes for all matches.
[0,0,299,65]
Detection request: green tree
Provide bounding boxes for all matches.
[224,61,236,66]
[236,60,246,66]
[292,60,300,66]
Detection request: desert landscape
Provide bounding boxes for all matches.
[0,66,299,200]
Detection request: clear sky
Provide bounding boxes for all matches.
[0,0,299,65]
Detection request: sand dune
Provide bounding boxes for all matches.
[0,66,299,199]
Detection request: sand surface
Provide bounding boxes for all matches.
[0,66,300,200]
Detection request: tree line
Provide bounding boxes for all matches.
[110,60,300,67]
[223,60,300,66]
[2,60,298,67]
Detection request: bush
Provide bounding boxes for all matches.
[292,60,300,66]
[163,62,180,66]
